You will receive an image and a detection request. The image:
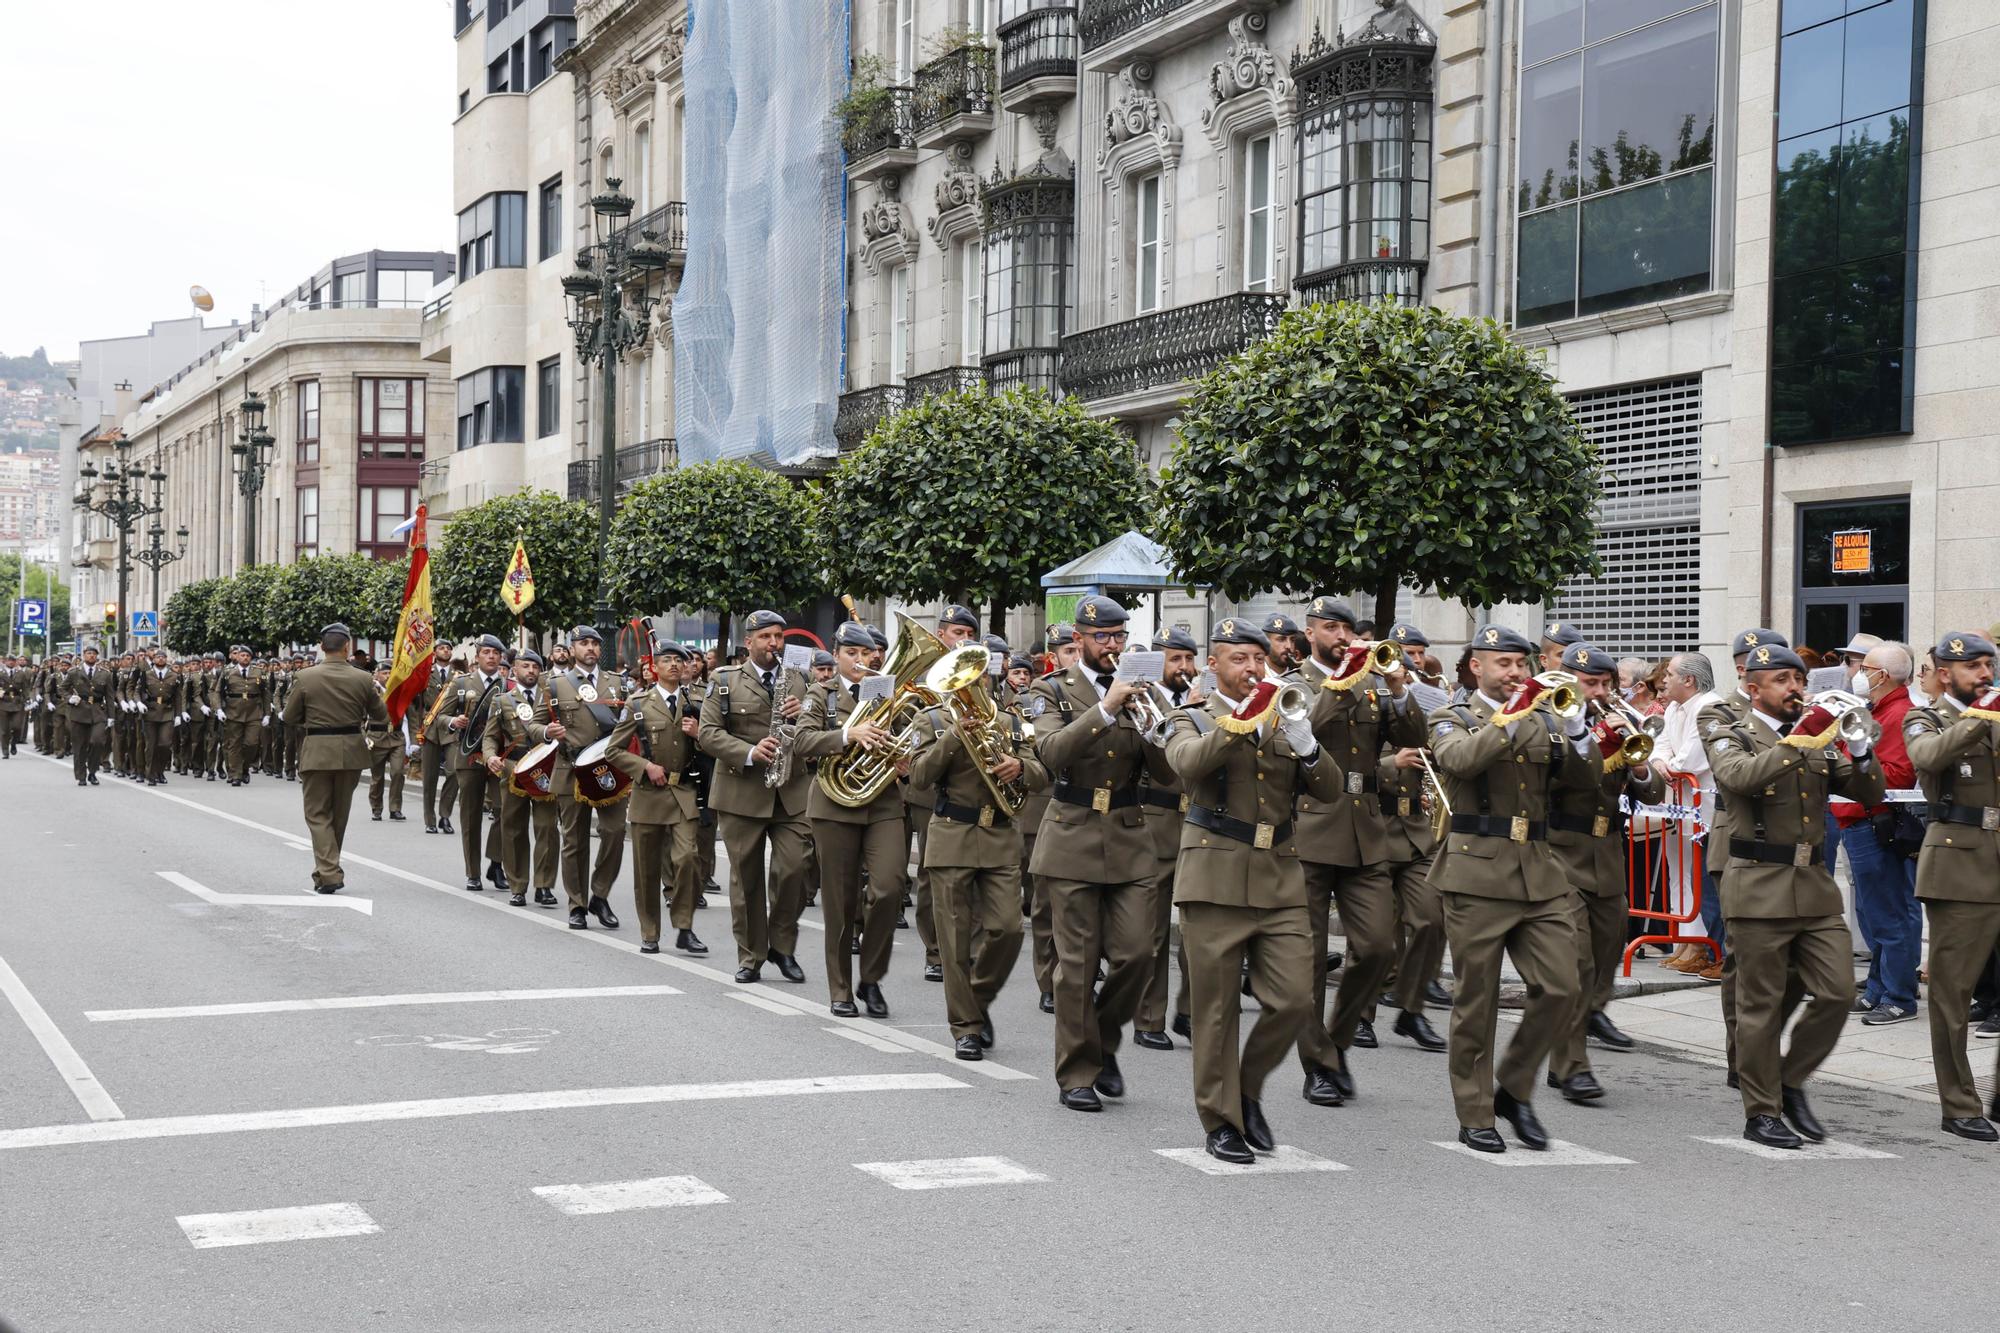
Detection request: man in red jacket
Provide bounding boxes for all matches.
[1832,641,1923,1025]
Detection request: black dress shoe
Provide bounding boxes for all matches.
[438,817,453,834]
[1326,1056,1356,1102]
[831,999,859,1018]
[676,929,708,955]
[370,811,382,821]
[1205,1124,1256,1165]
[978,1013,994,1049]
[1942,1115,1999,1142]
[1744,1114,1802,1149]
[1040,991,1054,1014]
[388,811,406,821]
[1781,1085,1825,1142]
[895,910,909,929]
[1393,1010,1447,1051]
[87,774,98,785]
[1170,1012,1191,1038]
[639,941,660,954]
[76,778,85,787]
[849,937,861,955]
[424,824,437,834]
[1351,1018,1378,1049]
[695,893,709,909]
[1094,1053,1125,1099]
[1060,1087,1102,1112]
[924,963,944,983]
[857,982,887,1017]
[314,883,343,895]
[1587,1010,1636,1050]
[508,892,526,907]
[464,878,482,892]
[733,966,761,984]
[568,908,589,929]
[1494,1087,1549,1150]
[487,860,508,891]
[535,888,558,907]
[1457,1125,1506,1153]
[1303,1066,1345,1107]
[1726,1070,1740,1090]
[1133,1029,1173,1051]
[588,897,620,929]
[1241,1098,1275,1152]
[955,1035,983,1061]
[768,950,805,983]
[1555,1071,1606,1103]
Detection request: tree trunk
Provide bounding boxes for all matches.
[1372,575,1401,630]
[717,609,733,656]
[989,599,1008,636]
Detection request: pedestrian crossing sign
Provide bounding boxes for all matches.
[131,610,159,637]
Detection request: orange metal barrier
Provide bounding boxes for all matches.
[1621,768,1720,975]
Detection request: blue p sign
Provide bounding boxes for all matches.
[13,598,47,637]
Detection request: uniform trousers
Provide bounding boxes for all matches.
[630,819,699,943]
[421,740,458,829]
[1388,851,1447,1012]
[908,804,941,967]
[813,817,905,1003]
[1440,891,1578,1128]
[718,810,811,970]
[1923,899,2000,1120]
[369,747,407,815]
[1183,900,1312,1134]
[1134,859,1180,1033]
[1026,836,1057,995]
[1298,859,1397,1071]
[223,718,259,781]
[557,791,627,909]
[1550,888,1628,1080]
[696,810,718,887]
[0,709,18,755]
[1045,874,1156,1090]
[497,786,559,895]
[142,719,175,782]
[301,769,361,888]
[1727,914,1851,1120]
[456,765,504,880]
[933,863,1024,1039]
[71,719,106,781]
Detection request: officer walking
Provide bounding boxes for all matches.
[285,624,390,894]
[213,644,268,786]
[607,637,707,955]
[63,644,115,786]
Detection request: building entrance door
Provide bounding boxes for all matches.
[1795,499,1909,655]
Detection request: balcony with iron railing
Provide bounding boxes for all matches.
[912,44,996,149]
[1294,259,1428,310]
[842,86,919,183]
[1078,0,1278,71]
[835,365,994,451]
[997,5,1078,111]
[565,438,678,502]
[1058,291,1286,403]
[578,202,688,277]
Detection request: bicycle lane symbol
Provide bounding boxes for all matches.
[355,1027,558,1056]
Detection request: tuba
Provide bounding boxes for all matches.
[815,611,948,808]
[925,644,1026,816]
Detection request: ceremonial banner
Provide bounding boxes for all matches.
[383,505,435,726]
[500,537,536,616]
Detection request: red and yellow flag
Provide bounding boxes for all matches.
[500,537,536,616]
[383,504,435,726]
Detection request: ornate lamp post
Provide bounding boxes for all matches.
[132,464,189,641]
[74,439,165,654]
[229,390,276,568]
[562,177,669,655]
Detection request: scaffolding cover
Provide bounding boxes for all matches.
[674,0,845,468]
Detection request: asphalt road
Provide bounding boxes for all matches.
[0,752,1991,1333]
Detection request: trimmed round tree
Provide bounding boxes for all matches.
[432,489,600,641]
[606,460,823,647]
[357,554,411,646]
[264,553,377,648]
[206,564,286,653]
[821,387,1150,631]
[163,577,225,656]
[1158,302,1601,623]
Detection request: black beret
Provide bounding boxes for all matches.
[940,603,980,631]
[1008,654,1034,673]
[1305,596,1357,625]
[834,620,874,649]
[1074,595,1128,629]
[1211,616,1272,652]
[1934,631,1998,662]
[1387,620,1428,648]
[1471,623,1535,655]
[1541,621,1585,647]
[743,609,787,632]
[1563,642,1619,676]
[1743,643,1807,673]
[1153,626,1199,653]
[1729,628,1788,657]
[230,644,251,655]
[653,641,692,661]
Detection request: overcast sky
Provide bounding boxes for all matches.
[0,0,454,362]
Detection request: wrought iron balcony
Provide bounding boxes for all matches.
[1079,0,1273,66]
[578,202,688,278]
[984,349,1063,398]
[1295,259,1428,310]
[998,6,1079,109]
[842,86,918,182]
[1058,292,1286,402]
[835,384,910,451]
[565,437,679,502]
[912,45,996,149]
[907,365,990,399]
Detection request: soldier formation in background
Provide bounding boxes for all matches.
[6,605,1998,1164]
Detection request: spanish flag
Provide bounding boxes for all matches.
[382,504,435,726]
[500,536,536,616]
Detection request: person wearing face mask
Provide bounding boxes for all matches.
[1831,641,1925,1027]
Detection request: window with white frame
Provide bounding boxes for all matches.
[966,0,990,37]
[634,123,652,211]
[1243,134,1275,292]
[1135,173,1164,313]
[960,240,984,363]
[889,265,910,385]
[895,0,915,81]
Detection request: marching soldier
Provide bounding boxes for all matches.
[135,647,180,786]
[1027,594,1172,1112]
[1263,613,1303,676]
[1133,627,1200,1050]
[0,654,27,757]
[1901,632,2000,1141]
[286,623,390,894]
[1539,621,1585,676]
[417,642,458,834]
[684,653,719,906]
[1166,618,1341,1163]
[1700,641,1883,1148]
[905,604,983,983]
[440,634,511,892]
[1023,622,1076,1014]
[1546,644,1665,1103]
[212,644,268,786]
[481,648,560,908]
[1370,621,1450,1049]
[546,625,627,931]
[607,637,707,955]
[283,653,308,779]
[697,609,813,983]
[63,644,115,786]
[366,662,407,821]
[791,621,906,1017]
[1428,624,1600,1152]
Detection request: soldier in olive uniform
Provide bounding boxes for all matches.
[1546,644,1666,1103]
[134,648,181,785]
[415,643,458,832]
[546,624,627,931]
[697,609,814,983]
[365,663,407,820]
[1428,624,1601,1153]
[905,604,983,983]
[211,645,268,785]
[1133,627,1201,1050]
[1166,619,1342,1163]
[286,624,391,893]
[63,645,116,785]
[1027,595,1173,1112]
[1022,622,1076,1014]
[481,648,561,907]
[0,655,27,757]
[1903,632,2000,1141]
[791,621,907,1017]
[1700,642,1884,1148]
[439,635,511,892]
[607,637,707,955]
[1366,621,1450,1050]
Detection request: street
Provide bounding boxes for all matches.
[0,754,1991,1333]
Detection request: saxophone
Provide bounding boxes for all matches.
[412,672,450,746]
[763,686,810,789]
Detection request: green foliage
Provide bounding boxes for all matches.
[822,387,1151,627]
[1158,303,1600,622]
[1,552,70,645]
[607,461,822,630]
[164,578,224,655]
[264,553,378,647]
[836,52,896,157]
[432,489,600,640]
[205,564,286,652]
[358,555,411,645]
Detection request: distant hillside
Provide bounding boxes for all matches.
[0,348,68,392]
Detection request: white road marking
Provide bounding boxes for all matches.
[823,1025,911,1054]
[1433,1139,1635,1166]
[158,870,373,916]
[533,1175,728,1215]
[853,1156,1049,1190]
[1696,1135,1899,1162]
[86,985,682,1023]
[729,992,805,1016]
[0,951,123,1122]
[1155,1145,1350,1176]
[0,1072,967,1152]
[177,1202,380,1249]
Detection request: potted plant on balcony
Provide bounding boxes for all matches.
[836,53,898,159]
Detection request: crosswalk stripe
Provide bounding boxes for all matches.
[1696,1135,1898,1161]
[853,1156,1049,1190]
[86,985,684,1022]
[177,1202,380,1249]
[1155,1145,1349,1176]
[1433,1138,1634,1166]
[533,1176,728,1214]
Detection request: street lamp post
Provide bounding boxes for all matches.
[230,392,276,569]
[74,439,165,654]
[132,465,189,643]
[562,177,670,657]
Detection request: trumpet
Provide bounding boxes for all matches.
[1105,651,1177,747]
[1529,670,1584,721]
[1274,679,1312,726]
[1324,639,1404,692]
[1589,699,1656,770]
[1791,688,1878,749]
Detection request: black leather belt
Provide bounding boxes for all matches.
[1448,814,1547,843]
[1343,771,1380,796]
[1188,803,1291,849]
[1930,802,2000,831]
[934,795,1010,828]
[1138,784,1187,813]
[306,726,360,736]
[1551,811,1626,837]
[1729,836,1824,867]
[1379,790,1417,818]
[1052,781,1138,812]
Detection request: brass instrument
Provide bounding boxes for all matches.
[1417,746,1453,842]
[816,611,947,807]
[411,670,451,745]
[926,644,1026,815]
[1323,639,1404,692]
[763,694,806,789]
[1529,670,1584,721]
[1590,699,1656,771]
[1274,680,1313,726]
[1105,650,1176,747]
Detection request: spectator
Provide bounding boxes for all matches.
[1836,640,1924,1025]
[1657,652,1724,976]
[1914,648,1940,706]
[1354,619,1376,638]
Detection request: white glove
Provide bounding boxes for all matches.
[260,714,270,727]
[1279,710,1318,757]
[199,704,211,716]
[1565,707,1590,739]
[67,693,80,706]
[1846,727,1872,759]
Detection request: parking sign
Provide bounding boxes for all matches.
[13,597,47,637]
